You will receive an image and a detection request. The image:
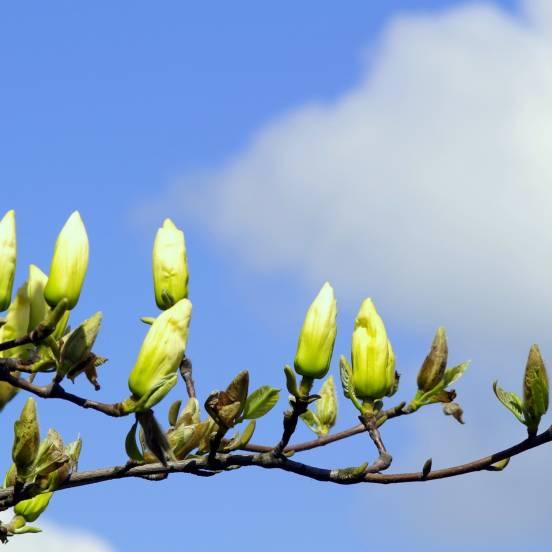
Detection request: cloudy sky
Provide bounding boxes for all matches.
[3,0,552,550]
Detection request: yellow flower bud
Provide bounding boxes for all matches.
[0,210,16,312]
[27,265,49,332]
[351,298,396,401]
[44,211,89,310]
[0,283,30,360]
[14,492,53,523]
[294,282,337,380]
[128,298,192,399]
[153,218,189,310]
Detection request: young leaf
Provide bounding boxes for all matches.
[443,361,470,387]
[243,386,280,420]
[125,421,144,462]
[300,409,320,435]
[493,381,525,424]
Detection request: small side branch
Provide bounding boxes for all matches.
[179,356,196,399]
[0,368,126,418]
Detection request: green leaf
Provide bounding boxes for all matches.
[300,409,320,435]
[239,420,256,447]
[443,361,470,387]
[243,386,280,420]
[284,365,300,398]
[339,355,353,398]
[422,458,432,478]
[493,381,525,424]
[486,457,510,471]
[125,421,144,462]
[168,400,182,427]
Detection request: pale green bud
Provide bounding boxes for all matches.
[0,283,30,360]
[14,492,53,523]
[316,376,338,435]
[12,398,40,479]
[417,327,448,392]
[294,282,337,380]
[523,344,549,435]
[44,211,89,310]
[58,312,102,379]
[128,298,192,399]
[0,210,16,312]
[153,218,189,310]
[351,298,396,401]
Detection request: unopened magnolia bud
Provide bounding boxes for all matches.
[27,265,49,332]
[128,298,192,402]
[44,211,89,310]
[316,376,338,435]
[417,327,448,392]
[351,298,396,401]
[14,492,53,523]
[0,283,30,360]
[294,282,337,380]
[523,344,549,435]
[58,312,102,379]
[12,398,40,479]
[0,210,16,312]
[153,218,189,310]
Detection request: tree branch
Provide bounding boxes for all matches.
[1,424,550,510]
[179,355,196,399]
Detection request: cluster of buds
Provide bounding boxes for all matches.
[4,398,81,535]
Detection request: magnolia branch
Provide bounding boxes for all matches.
[1,424,550,511]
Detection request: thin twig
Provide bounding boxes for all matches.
[0,368,126,417]
[179,356,196,399]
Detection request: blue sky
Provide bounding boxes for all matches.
[6,0,552,550]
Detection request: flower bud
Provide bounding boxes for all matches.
[351,298,396,401]
[14,492,53,523]
[27,265,49,332]
[12,398,40,480]
[58,312,102,379]
[417,327,448,392]
[294,282,337,380]
[523,344,549,435]
[0,210,16,312]
[316,376,338,435]
[153,218,189,310]
[44,211,89,310]
[128,298,192,400]
[0,283,31,360]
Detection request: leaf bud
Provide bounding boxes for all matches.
[417,327,448,392]
[523,344,549,435]
[316,376,338,435]
[58,312,102,380]
[14,492,53,523]
[12,398,40,480]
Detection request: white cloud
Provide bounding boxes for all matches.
[0,521,115,552]
[149,0,552,349]
[143,0,552,546]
